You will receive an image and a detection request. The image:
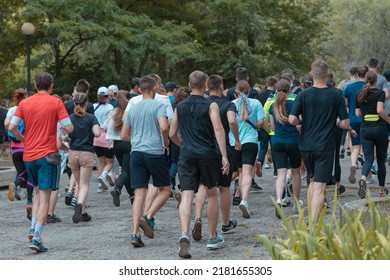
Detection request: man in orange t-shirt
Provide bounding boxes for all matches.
[9,72,73,252]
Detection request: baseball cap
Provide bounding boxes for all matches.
[165,81,179,92]
[108,85,119,93]
[97,86,109,96]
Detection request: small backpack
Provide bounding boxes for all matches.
[8,120,24,142]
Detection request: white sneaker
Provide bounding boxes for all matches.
[97,185,104,193]
[98,176,110,190]
[264,162,270,169]
[239,200,251,218]
[293,200,303,212]
[281,197,291,207]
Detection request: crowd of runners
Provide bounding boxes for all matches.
[1,57,390,259]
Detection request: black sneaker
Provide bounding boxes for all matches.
[73,203,82,224]
[46,214,61,223]
[358,179,367,199]
[347,147,351,156]
[358,154,365,166]
[222,219,237,233]
[337,185,346,196]
[81,213,92,222]
[340,146,345,159]
[251,180,262,190]
[232,196,242,206]
[111,189,121,207]
[64,191,73,206]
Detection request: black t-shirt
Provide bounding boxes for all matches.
[177,95,217,159]
[256,89,275,106]
[290,87,348,152]
[69,113,99,152]
[208,95,237,147]
[356,88,387,127]
[226,87,257,101]
[65,99,94,116]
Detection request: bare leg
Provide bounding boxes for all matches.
[132,188,147,236]
[275,168,287,201]
[291,167,301,200]
[194,184,207,220]
[78,166,93,213]
[240,164,253,201]
[48,189,58,216]
[144,186,171,219]
[219,186,231,226]
[206,187,219,239]
[144,184,158,214]
[179,190,195,234]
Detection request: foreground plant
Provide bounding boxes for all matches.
[257,192,390,260]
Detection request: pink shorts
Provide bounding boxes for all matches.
[68,150,96,169]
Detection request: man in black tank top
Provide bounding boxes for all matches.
[169,70,229,258]
[192,75,241,239]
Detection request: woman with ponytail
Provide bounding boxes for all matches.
[269,79,302,218]
[229,80,266,219]
[68,92,101,223]
[106,90,135,207]
[356,70,390,198]
[4,88,34,219]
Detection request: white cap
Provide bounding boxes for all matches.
[108,85,119,93]
[97,86,109,96]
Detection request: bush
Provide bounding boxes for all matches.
[258,194,390,260]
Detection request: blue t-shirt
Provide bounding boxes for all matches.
[229,98,266,145]
[269,100,299,144]
[342,81,365,123]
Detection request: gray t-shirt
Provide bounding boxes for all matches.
[124,99,166,155]
[376,74,389,91]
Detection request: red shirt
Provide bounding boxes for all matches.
[14,92,69,162]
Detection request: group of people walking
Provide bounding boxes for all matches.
[3,57,390,258]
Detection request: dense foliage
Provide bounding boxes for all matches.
[0,0,389,99]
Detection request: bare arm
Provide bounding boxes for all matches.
[158,116,169,149]
[256,118,264,129]
[209,102,229,175]
[93,124,101,138]
[227,111,241,151]
[377,101,390,124]
[269,114,275,132]
[120,123,131,142]
[9,124,24,142]
[169,109,181,146]
[61,123,74,134]
[384,87,390,99]
[4,116,11,130]
[355,108,362,117]
[289,114,301,126]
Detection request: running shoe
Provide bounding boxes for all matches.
[232,196,242,206]
[81,213,92,222]
[292,200,304,213]
[178,233,191,258]
[111,189,121,207]
[339,146,345,159]
[131,234,145,248]
[370,165,377,175]
[337,185,346,196]
[323,197,330,209]
[347,147,351,156]
[106,173,115,186]
[192,218,202,241]
[70,197,78,207]
[139,215,155,239]
[14,185,22,201]
[98,176,110,190]
[348,166,356,184]
[26,204,32,221]
[255,161,262,177]
[264,162,270,169]
[239,200,251,218]
[28,228,35,241]
[64,191,73,206]
[251,181,262,190]
[29,239,48,253]
[358,179,367,199]
[222,219,237,233]
[72,203,82,224]
[8,183,15,201]
[97,185,104,193]
[47,214,61,223]
[275,200,282,219]
[207,234,224,250]
[358,154,365,166]
[281,197,291,207]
